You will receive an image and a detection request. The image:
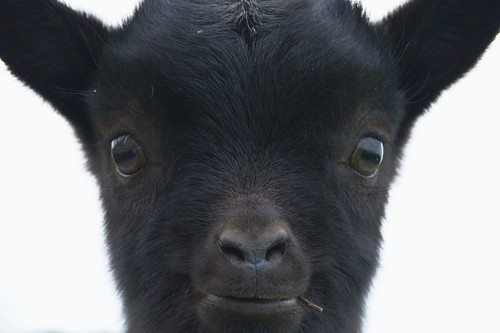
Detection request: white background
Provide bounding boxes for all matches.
[0,0,499,332]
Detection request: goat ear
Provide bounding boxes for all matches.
[0,0,109,141]
[377,0,500,140]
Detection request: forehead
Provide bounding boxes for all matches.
[93,0,401,132]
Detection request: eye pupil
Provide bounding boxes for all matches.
[360,150,381,165]
[113,149,137,168]
[110,135,147,176]
[349,137,384,178]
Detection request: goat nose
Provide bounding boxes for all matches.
[217,228,289,266]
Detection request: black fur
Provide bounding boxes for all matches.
[0,0,498,332]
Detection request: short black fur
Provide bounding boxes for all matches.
[1,0,498,332]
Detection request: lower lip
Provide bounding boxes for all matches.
[204,295,299,315]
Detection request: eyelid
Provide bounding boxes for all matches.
[107,129,131,145]
[362,132,387,145]
[359,117,391,144]
[111,134,130,149]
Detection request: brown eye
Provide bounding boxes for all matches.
[349,137,384,178]
[110,135,147,176]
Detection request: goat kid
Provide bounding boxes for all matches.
[0,0,499,332]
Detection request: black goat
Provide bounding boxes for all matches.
[0,0,499,332]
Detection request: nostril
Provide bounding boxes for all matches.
[263,229,288,261]
[217,239,246,262]
[265,240,288,262]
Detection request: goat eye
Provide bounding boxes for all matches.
[110,135,147,176]
[349,137,384,178]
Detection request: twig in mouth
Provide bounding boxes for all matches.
[298,297,324,313]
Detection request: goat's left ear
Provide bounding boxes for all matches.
[0,0,110,141]
[377,0,500,137]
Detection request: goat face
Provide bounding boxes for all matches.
[0,0,498,332]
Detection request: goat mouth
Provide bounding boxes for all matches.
[223,296,291,303]
[197,294,304,331]
[202,294,299,315]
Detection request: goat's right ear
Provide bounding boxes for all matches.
[0,0,110,141]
